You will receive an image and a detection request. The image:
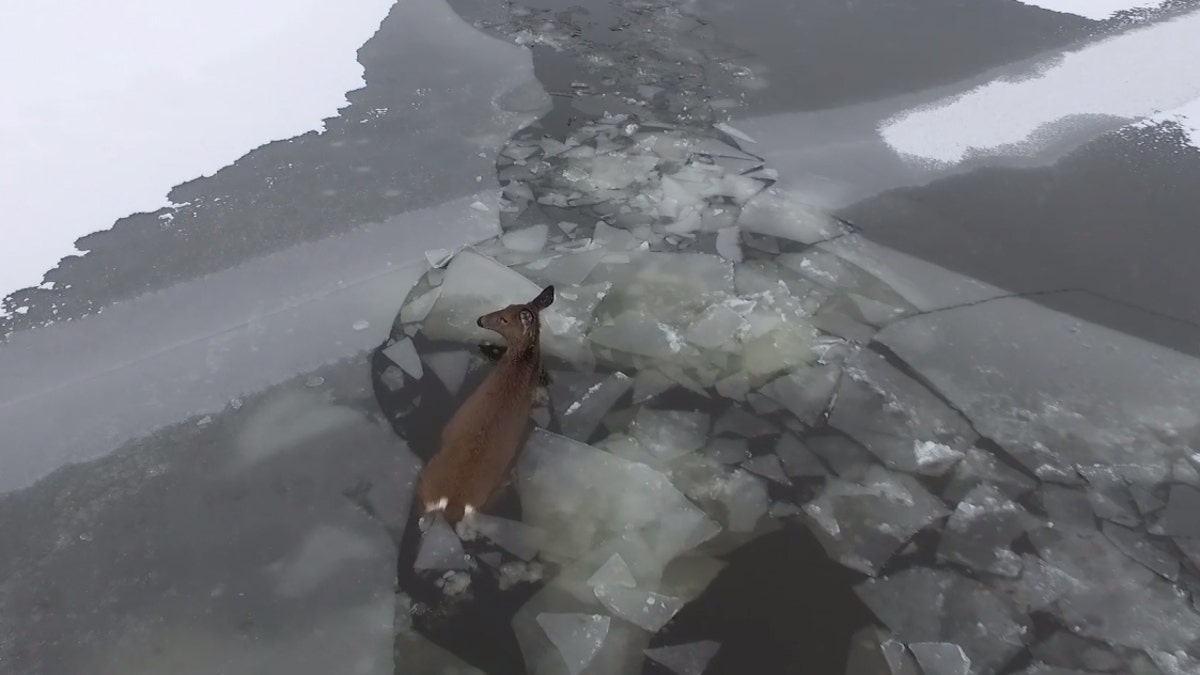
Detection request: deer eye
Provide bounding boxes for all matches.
[499,317,508,324]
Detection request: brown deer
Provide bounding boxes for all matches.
[415,285,555,526]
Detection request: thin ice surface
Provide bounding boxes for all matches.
[536,613,611,675]
[551,371,634,441]
[516,429,720,572]
[593,584,684,632]
[937,484,1032,576]
[828,349,976,476]
[414,513,469,571]
[643,641,720,675]
[803,466,950,575]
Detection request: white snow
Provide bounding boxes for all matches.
[880,10,1200,163]
[1014,0,1164,20]
[0,0,396,301]
[1141,95,1200,147]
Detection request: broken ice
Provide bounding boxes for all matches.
[536,613,611,675]
[803,466,949,575]
[644,640,720,675]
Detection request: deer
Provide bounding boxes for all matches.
[415,285,555,527]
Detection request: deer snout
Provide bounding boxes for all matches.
[476,316,485,327]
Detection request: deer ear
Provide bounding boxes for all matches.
[519,308,536,327]
[530,285,555,310]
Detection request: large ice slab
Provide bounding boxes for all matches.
[828,349,976,476]
[550,371,634,441]
[937,484,1033,576]
[516,429,720,571]
[536,613,611,675]
[803,466,950,575]
[877,296,1200,478]
[856,568,1026,674]
[644,641,720,675]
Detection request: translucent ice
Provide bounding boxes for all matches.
[759,363,840,427]
[517,430,720,570]
[714,227,742,262]
[629,409,710,462]
[423,349,471,395]
[712,406,777,438]
[774,433,827,478]
[684,304,744,350]
[551,371,634,441]
[414,513,469,571]
[828,350,975,476]
[589,311,689,360]
[463,512,548,562]
[737,187,844,244]
[594,584,684,632]
[740,454,792,486]
[536,613,611,675]
[421,250,535,334]
[803,466,950,575]
[907,642,970,675]
[857,568,1025,674]
[383,337,423,379]
[643,640,720,675]
[937,484,1032,576]
[700,437,751,465]
[502,224,550,252]
[587,553,637,588]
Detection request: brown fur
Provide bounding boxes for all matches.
[415,285,554,525]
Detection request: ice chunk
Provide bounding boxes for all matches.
[498,560,545,590]
[269,525,378,598]
[517,430,720,569]
[740,454,792,486]
[907,643,970,675]
[712,406,777,438]
[644,640,720,675]
[759,363,840,426]
[1150,650,1200,675]
[633,369,675,403]
[589,311,689,359]
[1030,631,1124,672]
[629,409,710,461]
[1028,527,1200,651]
[536,613,611,675]
[379,365,407,392]
[737,187,844,244]
[463,512,547,561]
[421,250,544,343]
[671,458,768,533]
[937,484,1032,576]
[714,227,742,262]
[235,390,364,466]
[828,350,976,476]
[684,305,744,350]
[1079,465,1140,527]
[593,584,684,632]
[1100,521,1178,581]
[383,338,423,379]
[414,513,469,571]
[551,371,634,441]
[775,433,827,478]
[844,627,921,675]
[424,350,471,395]
[700,437,751,465]
[1041,485,1095,529]
[806,434,875,476]
[401,287,442,324]
[502,224,550,252]
[593,221,643,250]
[857,568,1025,674]
[524,249,606,286]
[804,466,950,575]
[942,447,1036,503]
[912,441,964,475]
[588,553,637,588]
[1158,484,1200,537]
[714,122,756,144]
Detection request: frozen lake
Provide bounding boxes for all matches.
[3,0,1200,673]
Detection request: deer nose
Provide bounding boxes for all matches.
[476,316,484,327]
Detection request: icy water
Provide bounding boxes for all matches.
[4,0,1200,674]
